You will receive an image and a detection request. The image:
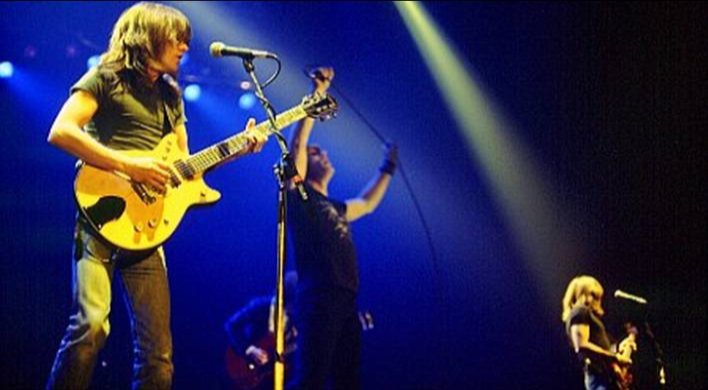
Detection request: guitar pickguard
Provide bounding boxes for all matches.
[83,196,126,230]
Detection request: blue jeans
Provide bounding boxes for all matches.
[47,223,173,389]
[584,366,616,390]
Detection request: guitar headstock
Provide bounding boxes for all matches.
[302,92,338,121]
[623,322,639,338]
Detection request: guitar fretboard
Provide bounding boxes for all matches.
[178,105,308,176]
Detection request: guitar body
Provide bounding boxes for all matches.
[224,310,373,390]
[611,354,635,390]
[225,335,276,390]
[612,364,633,390]
[74,133,220,251]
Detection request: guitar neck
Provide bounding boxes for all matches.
[183,104,309,175]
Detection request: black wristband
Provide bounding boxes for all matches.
[379,159,397,175]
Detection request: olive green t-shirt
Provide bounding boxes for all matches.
[71,68,186,151]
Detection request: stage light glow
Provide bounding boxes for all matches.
[238,92,256,110]
[66,44,78,58]
[396,1,578,311]
[239,80,252,90]
[0,62,14,78]
[24,46,37,59]
[184,84,202,102]
[86,55,100,69]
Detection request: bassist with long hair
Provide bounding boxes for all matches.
[562,275,637,390]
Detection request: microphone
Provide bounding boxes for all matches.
[209,41,277,59]
[614,289,648,304]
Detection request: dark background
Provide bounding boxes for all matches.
[0,2,704,389]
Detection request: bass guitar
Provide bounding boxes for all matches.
[611,324,638,390]
[224,333,277,390]
[74,93,337,250]
[225,310,374,390]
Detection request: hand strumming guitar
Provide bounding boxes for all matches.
[245,345,269,366]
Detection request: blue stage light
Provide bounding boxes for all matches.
[238,92,256,110]
[180,52,189,66]
[86,55,101,69]
[184,84,201,102]
[0,62,14,78]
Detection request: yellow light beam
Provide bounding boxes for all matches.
[396,1,582,313]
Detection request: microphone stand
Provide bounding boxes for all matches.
[240,56,306,390]
[643,319,667,388]
[626,301,667,389]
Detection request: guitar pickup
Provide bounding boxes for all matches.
[131,183,158,204]
[174,160,194,180]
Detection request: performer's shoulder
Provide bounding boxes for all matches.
[567,305,592,325]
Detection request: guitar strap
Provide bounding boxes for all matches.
[158,74,178,136]
[163,101,172,135]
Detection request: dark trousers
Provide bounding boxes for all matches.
[288,287,361,390]
[47,223,173,390]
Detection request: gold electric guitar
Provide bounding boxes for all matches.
[74,93,337,250]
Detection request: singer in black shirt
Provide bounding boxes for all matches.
[286,67,397,390]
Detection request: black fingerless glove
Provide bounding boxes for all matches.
[379,159,397,175]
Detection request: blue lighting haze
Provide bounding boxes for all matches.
[238,92,256,110]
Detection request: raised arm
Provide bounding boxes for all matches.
[345,143,398,222]
[288,67,334,183]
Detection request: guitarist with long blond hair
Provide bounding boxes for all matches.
[562,275,638,390]
[45,3,267,389]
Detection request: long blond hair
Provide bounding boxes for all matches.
[561,275,605,322]
[99,2,191,83]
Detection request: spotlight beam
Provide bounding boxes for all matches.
[396,2,580,312]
